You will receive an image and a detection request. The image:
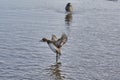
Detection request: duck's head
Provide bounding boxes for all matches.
[67,3,71,6]
[40,38,48,42]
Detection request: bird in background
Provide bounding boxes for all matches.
[65,3,73,12]
[40,33,68,63]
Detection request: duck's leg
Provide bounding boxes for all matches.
[56,54,58,63]
[58,54,60,59]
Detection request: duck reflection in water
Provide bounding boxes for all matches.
[65,13,72,26]
[50,63,64,80]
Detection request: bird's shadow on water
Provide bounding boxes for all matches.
[46,62,65,80]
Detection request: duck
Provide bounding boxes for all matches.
[65,3,73,12]
[40,33,68,63]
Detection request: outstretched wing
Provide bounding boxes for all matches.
[55,33,68,48]
[51,34,58,41]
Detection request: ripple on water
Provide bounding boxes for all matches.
[0,0,120,80]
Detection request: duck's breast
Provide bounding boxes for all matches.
[48,43,58,53]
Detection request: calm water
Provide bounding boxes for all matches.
[0,0,120,80]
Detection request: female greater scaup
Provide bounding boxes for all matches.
[65,3,73,12]
[41,33,67,63]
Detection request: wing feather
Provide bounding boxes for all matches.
[51,34,58,41]
[55,33,68,48]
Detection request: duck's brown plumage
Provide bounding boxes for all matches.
[65,3,73,12]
